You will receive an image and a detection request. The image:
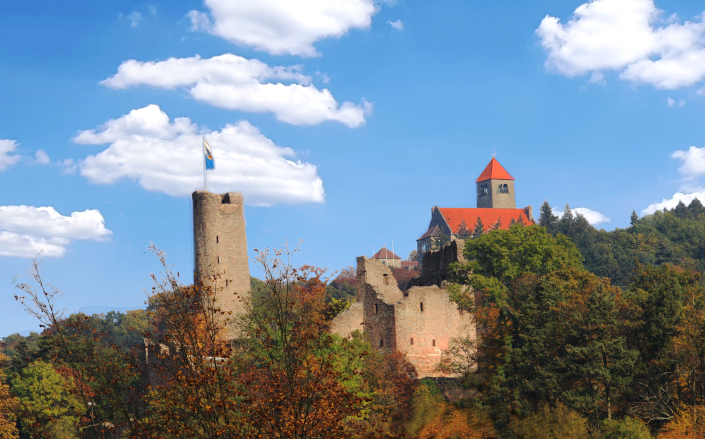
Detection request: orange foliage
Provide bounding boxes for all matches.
[660,407,705,439]
[417,403,495,439]
[0,355,19,439]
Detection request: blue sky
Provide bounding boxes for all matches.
[3,0,705,336]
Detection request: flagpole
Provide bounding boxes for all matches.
[203,135,208,192]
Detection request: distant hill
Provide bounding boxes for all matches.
[78,306,145,315]
[539,199,705,286]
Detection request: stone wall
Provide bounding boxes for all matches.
[476,179,516,209]
[330,302,364,339]
[357,256,403,354]
[192,191,250,333]
[409,239,466,288]
[395,286,475,377]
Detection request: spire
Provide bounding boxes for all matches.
[475,157,515,183]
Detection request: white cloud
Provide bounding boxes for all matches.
[642,145,705,214]
[128,11,142,27]
[642,191,705,214]
[551,206,611,225]
[672,145,705,178]
[667,97,676,106]
[101,54,369,127]
[187,0,377,57]
[0,139,21,171]
[537,0,705,89]
[74,105,325,206]
[35,150,49,164]
[388,20,403,30]
[0,206,112,258]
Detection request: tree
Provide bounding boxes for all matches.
[11,360,82,438]
[408,250,418,261]
[472,217,484,237]
[509,404,589,439]
[630,210,639,226]
[433,227,450,250]
[538,201,558,233]
[690,198,705,217]
[456,220,472,240]
[0,354,19,439]
[488,218,501,231]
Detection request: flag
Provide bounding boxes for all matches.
[203,137,215,170]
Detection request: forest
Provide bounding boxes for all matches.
[2,200,705,438]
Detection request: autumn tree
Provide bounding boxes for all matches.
[0,354,19,439]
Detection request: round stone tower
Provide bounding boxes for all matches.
[192,191,250,324]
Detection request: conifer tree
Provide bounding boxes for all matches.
[689,198,705,217]
[538,200,558,233]
[630,210,639,226]
[489,218,501,231]
[674,200,690,218]
[473,217,484,237]
[456,220,471,240]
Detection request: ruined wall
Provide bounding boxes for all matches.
[192,191,250,332]
[409,239,466,288]
[330,302,364,339]
[395,286,475,378]
[357,256,404,354]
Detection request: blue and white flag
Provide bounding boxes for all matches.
[203,137,215,170]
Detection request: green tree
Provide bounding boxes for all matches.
[599,417,651,439]
[539,200,558,233]
[630,210,639,226]
[433,227,450,250]
[509,404,589,439]
[11,360,82,439]
[456,220,472,240]
[472,217,484,237]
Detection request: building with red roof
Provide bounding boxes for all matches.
[372,246,402,268]
[416,157,535,261]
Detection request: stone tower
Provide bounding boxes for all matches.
[192,191,250,323]
[476,157,516,209]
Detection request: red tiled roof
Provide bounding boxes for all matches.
[401,261,419,267]
[417,225,440,241]
[373,247,401,259]
[438,207,534,234]
[475,157,515,183]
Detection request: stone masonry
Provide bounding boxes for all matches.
[332,256,474,378]
[408,239,466,289]
[192,191,250,330]
[476,179,516,209]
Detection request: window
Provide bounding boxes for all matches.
[225,280,229,287]
[375,304,379,314]
[217,256,220,264]
[420,302,424,312]
[479,184,488,195]
[383,273,390,285]
[216,236,219,243]
[380,339,384,348]
[432,339,436,347]
[410,338,414,345]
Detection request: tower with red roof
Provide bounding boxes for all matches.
[476,157,516,209]
[415,157,535,263]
